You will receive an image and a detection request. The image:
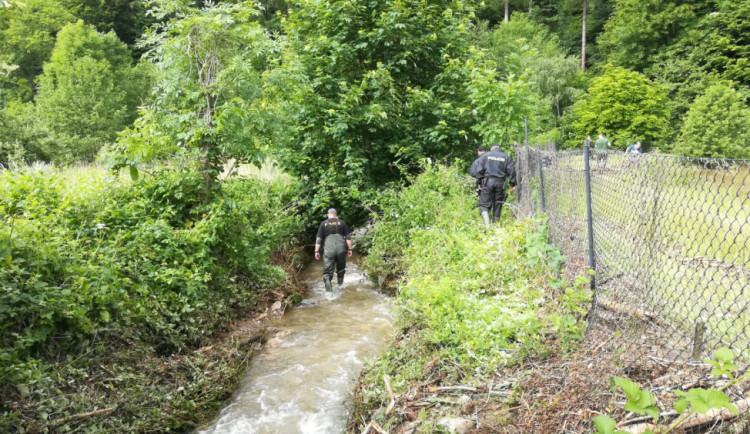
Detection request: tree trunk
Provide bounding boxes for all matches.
[529,0,533,16]
[581,0,587,71]
[505,0,509,22]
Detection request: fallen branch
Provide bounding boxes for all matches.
[384,374,396,416]
[361,421,373,434]
[621,398,750,433]
[371,420,389,434]
[436,386,479,393]
[47,408,114,427]
[434,384,511,395]
[598,299,658,322]
[667,397,750,432]
[618,412,675,428]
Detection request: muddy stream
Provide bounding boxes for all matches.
[200,255,394,433]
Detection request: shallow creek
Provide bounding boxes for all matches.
[200,255,394,434]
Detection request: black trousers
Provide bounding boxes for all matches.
[479,178,507,222]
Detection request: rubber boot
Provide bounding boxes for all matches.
[481,211,490,228]
[337,274,344,285]
[323,276,333,292]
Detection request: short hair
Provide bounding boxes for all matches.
[490,143,500,150]
[477,145,487,152]
[327,208,337,215]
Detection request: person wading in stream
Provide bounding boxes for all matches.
[314,208,352,292]
[476,144,516,228]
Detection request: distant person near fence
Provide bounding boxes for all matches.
[626,141,642,154]
[594,133,610,169]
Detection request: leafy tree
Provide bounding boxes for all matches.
[642,0,750,142]
[60,0,152,47]
[482,14,583,141]
[270,0,532,219]
[0,99,46,164]
[569,65,670,145]
[117,1,275,196]
[35,20,149,163]
[0,0,76,86]
[689,0,750,87]
[598,0,699,72]
[678,83,750,159]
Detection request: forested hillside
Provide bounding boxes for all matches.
[2,0,749,169]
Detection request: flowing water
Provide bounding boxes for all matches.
[200,255,393,434]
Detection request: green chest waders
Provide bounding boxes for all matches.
[322,234,347,291]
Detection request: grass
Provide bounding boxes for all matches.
[539,151,750,357]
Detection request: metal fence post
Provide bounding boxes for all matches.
[584,144,597,326]
[536,145,545,212]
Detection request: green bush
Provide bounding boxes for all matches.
[570,65,670,146]
[0,166,301,384]
[677,83,750,159]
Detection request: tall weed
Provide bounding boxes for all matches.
[354,164,590,429]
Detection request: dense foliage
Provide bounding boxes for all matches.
[678,83,750,159]
[570,65,670,147]
[353,164,590,430]
[0,166,300,386]
[269,0,531,220]
[35,21,149,163]
[2,0,748,164]
[0,0,748,430]
[117,2,276,195]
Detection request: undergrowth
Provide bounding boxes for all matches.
[351,163,590,431]
[0,165,302,431]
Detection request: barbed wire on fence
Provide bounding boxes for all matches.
[515,145,750,367]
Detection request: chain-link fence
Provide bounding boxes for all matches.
[515,145,750,364]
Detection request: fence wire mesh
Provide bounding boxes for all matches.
[516,145,750,366]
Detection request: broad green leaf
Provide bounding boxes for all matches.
[129,165,139,181]
[714,347,734,363]
[612,377,641,401]
[674,397,689,414]
[592,415,616,434]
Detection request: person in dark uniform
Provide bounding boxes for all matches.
[469,145,487,197]
[314,208,352,291]
[477,144,516,227]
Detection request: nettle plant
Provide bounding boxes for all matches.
[594,347,747,434]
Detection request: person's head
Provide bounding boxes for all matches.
[587,135,592,140]
[327,208,337,218]
[635,141,641,149]
[490,143,500,150]
[598,133,605,138]
[477,145,486,155]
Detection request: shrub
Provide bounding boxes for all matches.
[353,163,590,430]
[0,166,301,384]
[570,65,670,146]
[677,83,750,159]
